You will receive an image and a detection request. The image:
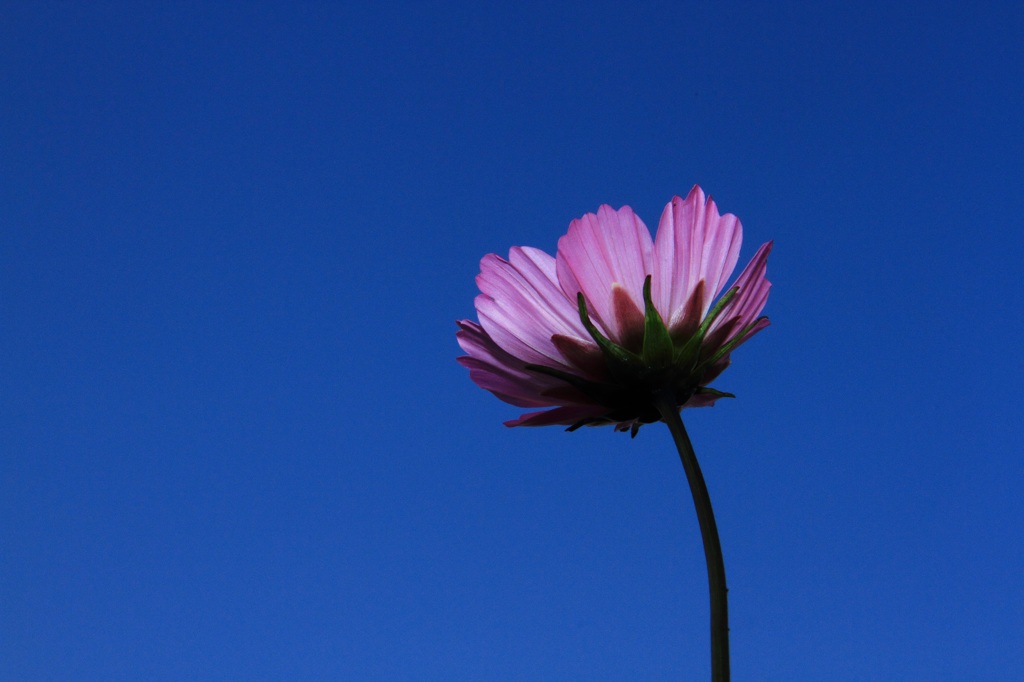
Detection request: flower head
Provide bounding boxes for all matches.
[457,186,771,435]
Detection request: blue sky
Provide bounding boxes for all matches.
[2,1,1022,679]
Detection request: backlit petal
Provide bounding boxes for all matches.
[652,186,743,327]
[456,321,588,407]
[555,205,653,345]
[475,251,584,372]
[709,241,772,340]
[504,405,610,428]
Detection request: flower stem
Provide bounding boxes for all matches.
[654,395,730,682]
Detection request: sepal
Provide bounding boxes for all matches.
[673,286,739,371]
[641,276,674,369]
[696,315,769,373]
[695,386,735,400]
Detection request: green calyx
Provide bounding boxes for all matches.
[674,285,737,371]
[527,276,767,431]
[577,275,730,395]
[641,276,674,369]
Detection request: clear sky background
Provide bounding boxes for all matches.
[2,2,1022,680]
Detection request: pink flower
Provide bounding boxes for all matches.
[457,186,771,435]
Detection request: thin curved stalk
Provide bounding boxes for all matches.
[655,395,730,681]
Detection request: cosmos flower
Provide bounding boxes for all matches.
[457,186,771,435]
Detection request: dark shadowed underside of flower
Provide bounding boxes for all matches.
[457,186,771,436]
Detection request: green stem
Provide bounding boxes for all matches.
[655,395,730,682]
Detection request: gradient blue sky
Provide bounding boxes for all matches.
[2,2,1022,679]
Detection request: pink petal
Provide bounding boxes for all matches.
[555,205,653,345]
[475,250,589,373]
[504,405,609,428]
[651,186,743,328]
[458,356,563,407]
[508,246,588,336]
[699,357,731,385]
[456,320,584,408]
[709,241,772,339]
[704,316,771,364]
[456,320,533,381]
